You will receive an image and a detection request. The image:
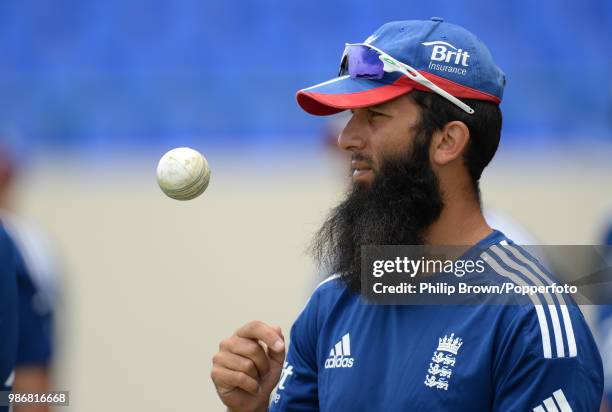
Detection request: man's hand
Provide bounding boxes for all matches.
[211,321,286,412]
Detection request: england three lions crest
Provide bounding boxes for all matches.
[424,333,463,391]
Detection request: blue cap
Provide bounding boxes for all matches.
[297,18,506,115]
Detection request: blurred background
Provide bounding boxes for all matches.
[0,0,610,411]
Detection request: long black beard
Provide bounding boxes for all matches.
[310,130,444,293]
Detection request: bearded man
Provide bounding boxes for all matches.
[210,18,603,412]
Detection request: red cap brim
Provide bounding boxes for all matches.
[296,76,415,116]
[296,72,501,116]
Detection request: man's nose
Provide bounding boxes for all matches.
[337,115,366,152]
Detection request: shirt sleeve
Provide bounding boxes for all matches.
[3,218,56,367]
[16,251,53,366]
[269,290,321,412]
[0,225,19,401]
[493,303,603,412]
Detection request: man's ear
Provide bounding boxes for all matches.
[431,121,470,166]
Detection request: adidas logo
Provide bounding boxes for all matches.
[324,333,354,369]
[532,389,573,412]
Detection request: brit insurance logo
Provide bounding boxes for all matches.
[421,41,470,76]
[272,361,294,405]
[278,361,294,390]
[324,333,354,369]
[424,333,463,390]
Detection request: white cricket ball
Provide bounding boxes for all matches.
[156,147,210,200]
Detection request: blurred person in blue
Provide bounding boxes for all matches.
[0,215,19,412]
[210,18,603,411]
[0,139,58,412]
[598,221,612,412]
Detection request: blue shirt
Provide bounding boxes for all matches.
[597,223,612,407]
[1,213,56,367]
[0,223,19,412]
[270,231,603,411]
[0,215,55,412]
[15,250,53,366]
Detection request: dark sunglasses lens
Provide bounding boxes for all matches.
[339,54,349,76]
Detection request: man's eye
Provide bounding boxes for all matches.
[368,110,383,119]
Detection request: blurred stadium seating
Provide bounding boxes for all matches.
[0,0,609,152]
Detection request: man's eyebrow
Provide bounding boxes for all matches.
[368,105,393,114]
[371,101,394,110]
[350,106,391,114]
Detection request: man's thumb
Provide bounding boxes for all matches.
[271,325,284,339]
[267,325,286,364]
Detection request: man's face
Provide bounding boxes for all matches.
[338,94,422,186]
[311,93,445,293]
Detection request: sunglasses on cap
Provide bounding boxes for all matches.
[339,43,475,115]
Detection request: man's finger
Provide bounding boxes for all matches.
[211,366,259,396]
[221,336,270,377]
[212,351,260,381]
[236,321,285,352]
